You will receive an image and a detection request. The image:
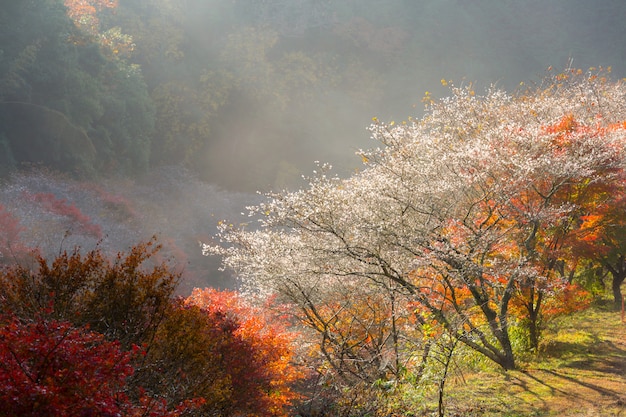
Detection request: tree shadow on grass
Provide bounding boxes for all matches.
[538,368,624,402]
[565,339,626,376]
[536,333,626,394]
[502,366,625,417]
[513,369,570,398]
[541,331,626,373]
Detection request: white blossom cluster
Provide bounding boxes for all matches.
[205,70,626,370]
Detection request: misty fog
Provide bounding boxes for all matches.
[1,0,625,290]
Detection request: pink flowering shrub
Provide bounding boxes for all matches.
[25,192,103,238]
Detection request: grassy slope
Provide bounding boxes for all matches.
[441,302,626,417]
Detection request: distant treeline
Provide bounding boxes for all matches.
[1,0,626,189]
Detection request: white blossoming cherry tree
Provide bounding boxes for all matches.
[206,69,626,372]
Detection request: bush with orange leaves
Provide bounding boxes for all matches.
[0,240,304,417]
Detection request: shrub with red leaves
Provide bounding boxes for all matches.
[0,314,203,417]
[0,315,134,416]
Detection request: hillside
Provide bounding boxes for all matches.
[440,302,626,417]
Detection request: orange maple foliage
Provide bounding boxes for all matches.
[544,113,578,148]
[184,288,304,417]
[542,283,593,317]
[567,177,626,306]
[509,115,626,340]
[304,286,415,383]
[64,0,118,35]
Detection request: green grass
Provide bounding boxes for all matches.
[415,301,626,416]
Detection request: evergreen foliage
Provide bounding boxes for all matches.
[0,1,154,178]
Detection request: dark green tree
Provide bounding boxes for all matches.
[0,0,154,177]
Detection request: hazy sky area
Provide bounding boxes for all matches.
[1,0,626,289]
[184,0,626,190]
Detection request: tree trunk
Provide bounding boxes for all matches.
[611,272,625,310]
[524,287,543,351]
[528,306,540,351]
[498,349,517,371]
[605,256,626,310]
[493,323,517,370]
